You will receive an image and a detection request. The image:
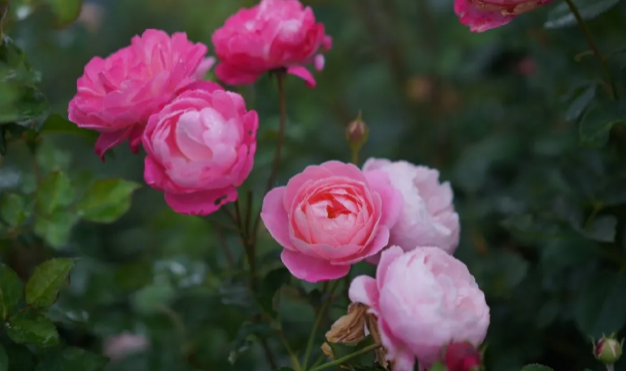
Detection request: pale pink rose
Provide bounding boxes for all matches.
[349,246,490,371]
[142,81,258,215]
[103,333,149,362]
[363,159,459,263]
[261,161,402,282]
[454,0,552,32]
[68,29,210,159]
[211,0,332,88]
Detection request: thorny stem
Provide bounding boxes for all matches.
[303,280,340,370]
[309,343,382,371]
[564,0,617,98]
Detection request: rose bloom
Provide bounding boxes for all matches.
[68,29,211,159]
[261,161,402,282]
[349,246,490,370]
[363,158,459,263]
[142,81,258,215]
[211,0,332,88]
[454,0,552,32]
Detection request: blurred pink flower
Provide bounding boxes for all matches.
[261,161,402,282]
[103,333,149,362]
[211,0,332,88]
[68,29,210,159]
[349,246,490,371]
[142,81,258,216]
[363,159,459,263]
[454,0,552,32]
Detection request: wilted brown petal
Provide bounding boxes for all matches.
[325,303,368,344]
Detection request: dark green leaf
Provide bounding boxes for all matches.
[0,344,7,371]
[45,0,83,27]
[519,365,554,371]
[131,284,175,315]
[76,178,141,223]
[35,347,108,371]
[5,344,36,371]
[575,272,626,337]
[228,322,272,365]
[0,36,40,84]
[0,126,6,155]
[5,311,59,347]
[39,114,98,143]
[0,264,22,320]
[258,267,291,315]
[545,0,619,29]
[25,258,75,309]
[565,84,596,122]
[37,172,74,215]
[581,215,617,242]
[273,369,295,371]
[0,193,30,227]
[33,211,79,248]
[0,86,49,125]
[579,102,626,147]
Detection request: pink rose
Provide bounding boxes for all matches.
[363,159,459,263]
[261,161,402,282]
[68,29,210,159]
[142,81,258,216]
[454,0,552,32]
[349,246,490,371]
[211,0,332,88]
[103,333,149,362]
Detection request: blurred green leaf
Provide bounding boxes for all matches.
[34,211,79,248]
[544,0,619,28]
[39,114,98,143]
[5,344,36,371]
[0,193,30,227]
[37,171,74,215]
[258,267,291,316]
[228,322,272,365]
[25,258,75,309]
[0,264,22,320]
[580,215,617,242]
[0,126,6,155]
[5,310,59,347]
[565,84,596,122]
[76,178,141,223]
[0,344,7,371]
[471,251,529,297]
[35,347,107,371]
[575,272,626,337]
[131,283,175,315]
[579,102,626,147]
[45,0,83,27]
[519,365,554,371]
[429,363,446,371]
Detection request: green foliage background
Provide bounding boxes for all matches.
[2,0,626,370]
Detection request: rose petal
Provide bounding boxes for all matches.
[281,249,350,282]
[286,66,316,88]
[261,187,296,250]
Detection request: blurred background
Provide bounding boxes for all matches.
[2,0,626,370]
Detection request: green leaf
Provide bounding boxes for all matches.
[25,258,75,309]
[35,347,108,371]
[5,311,59,347]
[565,84,596,122]
[0,126,6,155]
[519,365,554,371]
[76,178,141,223]
[0,264,22,320]
[131,284,175,315]
[0,193,28,227]
[575,272,626,337]
[544,0,619,28]
[39,114,98,143]
[37,172,74,215]
[258,267,291,316]
[228,322,273,365]
[45,0,83,27]
[34,211,79,248]
[5,344,36,371]
[581,215,617,242]
[579,102,626,147]
[0,344,7,371]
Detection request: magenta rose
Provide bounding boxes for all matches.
[68,29,210,159]
[350,246,490,371]
[455,0,552,32]
[261,161,402,282]
[211,0,332,88]
[142,81,258,216]
[363,158,459,263]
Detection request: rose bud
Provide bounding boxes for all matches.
[594,335,623,365]
[444,341,482,371]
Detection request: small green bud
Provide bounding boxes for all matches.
[594,335,623,365]
[345,111,369,149]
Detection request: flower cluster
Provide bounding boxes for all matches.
[68,0,331,214]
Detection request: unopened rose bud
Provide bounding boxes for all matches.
[444,341,482,371]
[346,112,369,149]
[594,335,623,365]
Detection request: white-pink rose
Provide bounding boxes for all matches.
[363,158,459,262]
[103,333,149,362]
[349,246,490,370]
